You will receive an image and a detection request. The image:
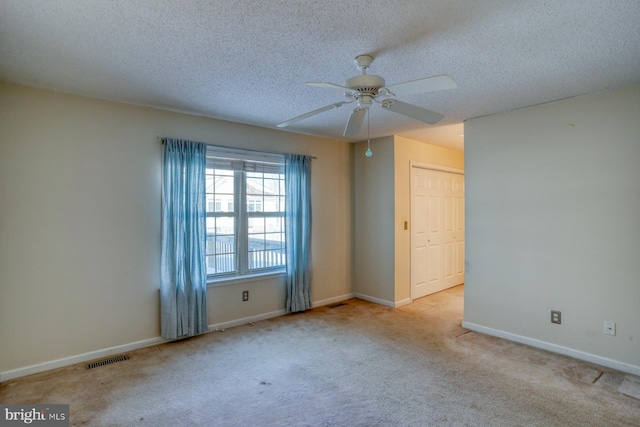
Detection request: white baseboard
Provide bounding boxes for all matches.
[1,309,293,382]
[355,293,410,308]
[208,309,287,331]
[461,321,640,377]
[1,295,413,383]
[355,293,395,307]
[0,336,167,382]
[209,294,358,331]
[394,298,412,308]
[312,293,355,308]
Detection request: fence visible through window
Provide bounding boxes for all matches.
[207,235,285,274]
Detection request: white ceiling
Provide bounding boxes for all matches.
[1,1,639,152]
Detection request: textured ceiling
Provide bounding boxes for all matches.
[1,1,639,151]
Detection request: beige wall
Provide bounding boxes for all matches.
[353,137,396,303]
[0,82,354,376]
[464,85,640,373]
[353,135,464,305]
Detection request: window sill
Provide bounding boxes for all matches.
[207,270,286,288]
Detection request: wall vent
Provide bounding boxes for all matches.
[86,354,129,370]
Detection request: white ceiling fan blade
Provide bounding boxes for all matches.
[277,101,349,128]
[306,82,358,95]
[382,75,457,97]
[343,108,367,136]
[381,100,444,125]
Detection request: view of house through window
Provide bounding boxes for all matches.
[205,149,286,277]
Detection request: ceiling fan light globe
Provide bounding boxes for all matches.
[358,95,373,106]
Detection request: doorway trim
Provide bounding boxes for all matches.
[410,161,464,175]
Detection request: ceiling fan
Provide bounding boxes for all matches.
[277,54,457,137]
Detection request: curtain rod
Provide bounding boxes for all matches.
[158,137,317,159]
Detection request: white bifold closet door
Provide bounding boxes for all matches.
[411,166,465,299]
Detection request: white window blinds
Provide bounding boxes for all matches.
[206,145,284,173]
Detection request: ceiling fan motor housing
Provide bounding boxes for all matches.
[345,74,386,100]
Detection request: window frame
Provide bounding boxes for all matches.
[205,147,286,285]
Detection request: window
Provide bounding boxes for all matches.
[205,147,286,279]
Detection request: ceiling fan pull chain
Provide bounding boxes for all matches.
[365,108,372,158]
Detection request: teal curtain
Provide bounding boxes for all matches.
[160,139,208,339]
[285,154,312,312]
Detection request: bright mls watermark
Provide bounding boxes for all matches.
[0,405,68,426]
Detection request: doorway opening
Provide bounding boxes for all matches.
[410,163,464,301]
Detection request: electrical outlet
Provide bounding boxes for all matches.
[551,310,561,324]
[242,290,249,302]
[604,321,616,336]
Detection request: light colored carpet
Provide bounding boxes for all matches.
[2,285,639,426]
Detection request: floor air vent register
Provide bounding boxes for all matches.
[327,302,348,308]
[86,354,130,370]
